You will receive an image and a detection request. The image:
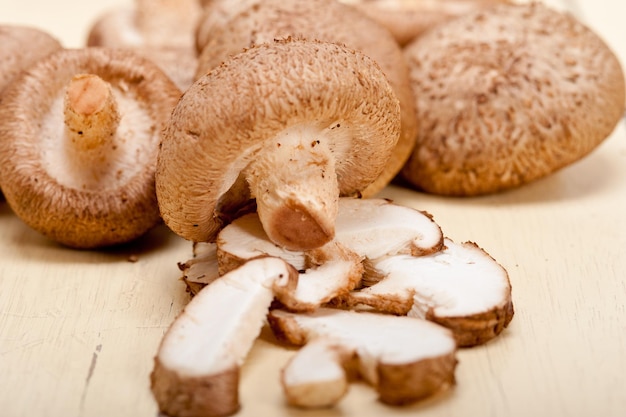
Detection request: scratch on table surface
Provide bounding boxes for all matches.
[80,344,102,413]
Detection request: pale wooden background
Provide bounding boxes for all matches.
[1,1,625,416]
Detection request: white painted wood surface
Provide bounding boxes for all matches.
[1,1,625,416]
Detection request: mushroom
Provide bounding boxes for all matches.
[334,239,514,346]
[268,307,458,407]
[178,242,221,295]
[0,47,181,248]
[400,2,626,196]
[151,256,299,417]
[194,0,418,198]
[156,38,401,251]
[87,0,203,90]
[338,0,510,46]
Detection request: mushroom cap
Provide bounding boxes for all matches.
[195,0,418,197]
[156,38,400,243]
[0,25,62,94]
[338,0,511,46]
[0,47,181,248]
[401,2,626,196]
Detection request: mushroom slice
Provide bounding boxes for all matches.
[151,256,299,417]
[194,0,417,199]
[156,38,400,251]
[338,0,510,46]
[217,213,364,312]
[401,2,625,196]
[336,239,514,346]
[0,47,180,248]
[268,308,457,407]
[178,242,220,296]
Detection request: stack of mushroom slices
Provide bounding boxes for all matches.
[151,198,513,416]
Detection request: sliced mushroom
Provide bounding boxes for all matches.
[401,2,626,196]
[151,256,299,417]
[335,239,514,346]
[87,0,202,90]
[194,0,418,198]
[156,38,401,251]
[0,48,180,248]
[269,307,457,407]
[178,242,220,295]
[338,0,510,46]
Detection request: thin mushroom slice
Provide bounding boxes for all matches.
[335,239,514,346]
[217,214,364,312]
[178,242,220,296]
[157,38,400,251]
[151,257,299,417]
[0,47,180,248]
[268,308,457,407]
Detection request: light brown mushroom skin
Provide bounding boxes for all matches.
[156,38,400,250]
[0,47,181,248]
[339,0,511,46]
[401,2,626,196]
[151,364,240,417]
[194,0,417,198]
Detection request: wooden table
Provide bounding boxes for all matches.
[1,1,625,416]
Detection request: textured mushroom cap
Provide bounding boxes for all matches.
[156,38,400,243]
[401,2,626,196]
[339,0,510,46]
[0,47,181,248]
[0,25,62,94]
[195,0,417,197]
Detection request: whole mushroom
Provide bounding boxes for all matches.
[401,2,626,196]
[194,0,418,198]
[156,38,401,251]
[0,47,181,248]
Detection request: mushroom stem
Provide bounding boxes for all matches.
[63,73,122,185]
[244,124,339,251]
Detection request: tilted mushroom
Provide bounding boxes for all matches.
[401,2,626,196]
[338,0,510,46]
[194,0,418,198]
[268,307,457,407]
[334,239,514,346]
[156,38,401,251]
[0,47,181,248]
[87,0,203,90]
[151,256,299,417]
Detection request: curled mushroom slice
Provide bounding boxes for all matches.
[217,213,364,312]
[338,0,510,46]
[156,38,400,251]
[194,0,418,199]
[401,2,626,196]
[87,0,202,89]
[0,48,180,248]
[178,242,220,295]
[269,308,457,407]
[151,256,299,417]
[335,239,514,346]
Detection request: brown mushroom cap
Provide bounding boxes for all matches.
[156,38,400,250]
[195,0,418,198]
[0,47,181,248]
[401,2,626,196]
[86,0,202,90]
[0,25,62,94]
[338,0,511,46]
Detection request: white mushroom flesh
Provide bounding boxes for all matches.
[157,257,296,377]
[356,239,511,318]
[335,198,443,258]
[40,79,156,191]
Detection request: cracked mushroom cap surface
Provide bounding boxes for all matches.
[156,38,401,251]
[0,47,181,248]
[338,0,511,46]
[195,0,418,198]
[401,2,626,196]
